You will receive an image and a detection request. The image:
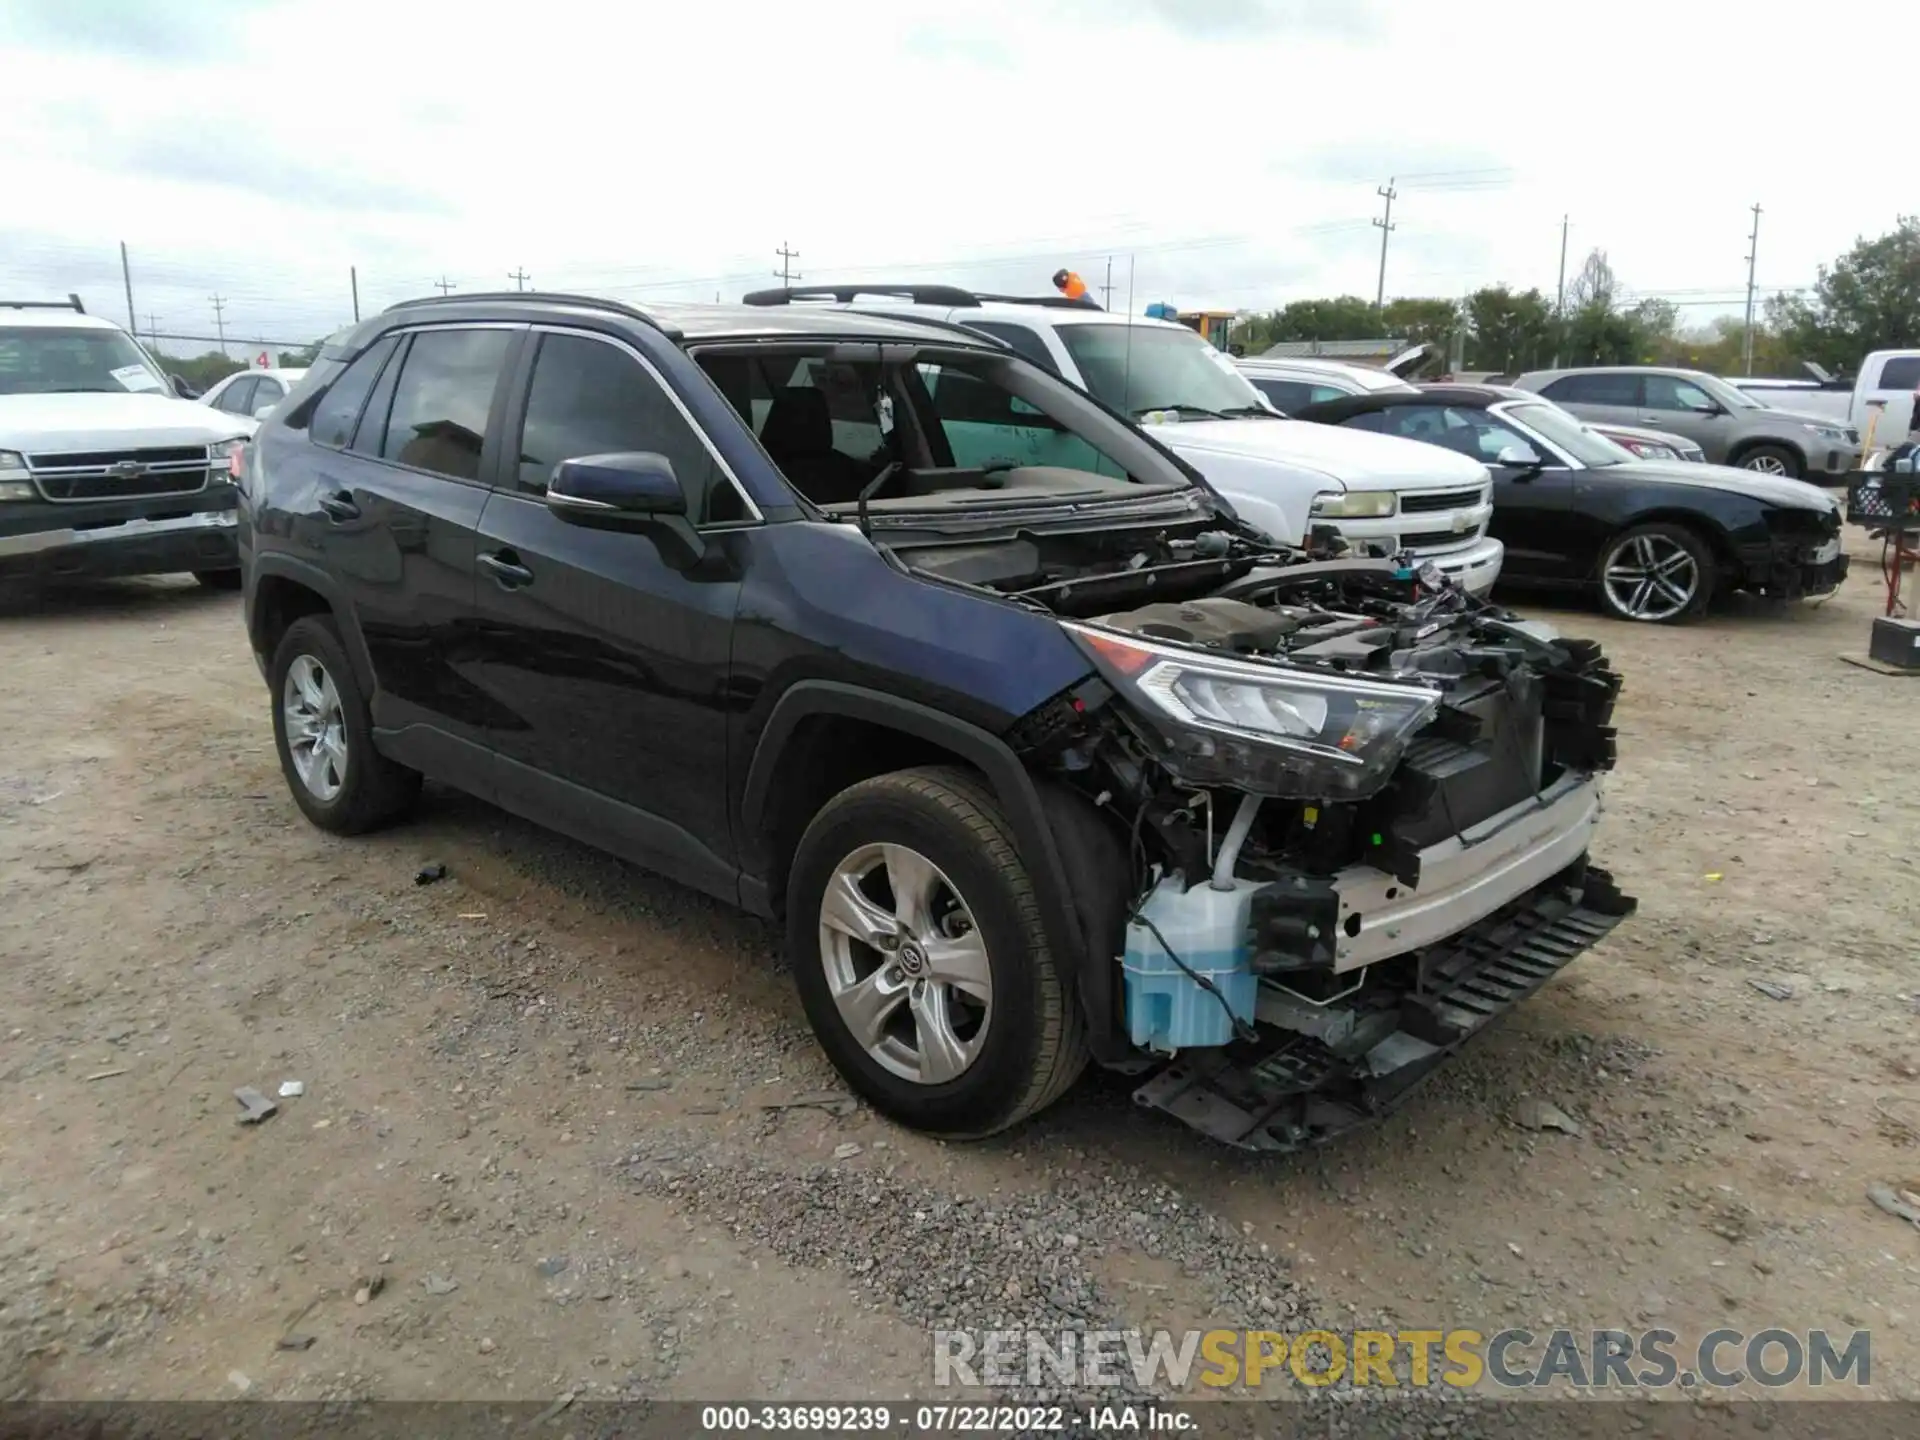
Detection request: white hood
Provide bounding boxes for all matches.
[0,392,244,452]
[1146,415,1489,494]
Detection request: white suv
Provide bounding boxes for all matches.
[742,286,1504,595]
[0,298,250,597]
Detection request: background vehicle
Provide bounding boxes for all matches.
[1435,382,1705,463]
[1234,356,1413,412]
[0,297,248,597]
[743,284,1504,595]
[1512,366,1861,480]
[1735,352,1920,450]
[201,367,309,431]
[241,291,1631,1149]
[1295,386,1847,623]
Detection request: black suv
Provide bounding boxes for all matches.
[241,292,1634,1150]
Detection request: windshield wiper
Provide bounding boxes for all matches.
[1217,405,1277,418]
[1134,403,1228,420]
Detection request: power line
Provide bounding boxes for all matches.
[1372,179,1397,308]
[774,241,801,288]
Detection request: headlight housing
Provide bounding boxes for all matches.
[1803,423,1849,443]
[0,449,33,501]
[1064,621,1441,799]
[1621,439,1678,460]
[1309,489,1396,519]
[210,437,247,483]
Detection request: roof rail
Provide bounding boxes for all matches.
[382,290,680,339]
[2,294,85,313]
[742,283,1104,313]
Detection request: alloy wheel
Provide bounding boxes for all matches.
[1741,453,1789,475]
[1603,533,1699,621]
[817,842,992,1085]
[282,654,349,802]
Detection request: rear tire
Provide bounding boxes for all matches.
[786,765,1088,1138]
[269,615,420,833]
[1596,522,1715,624]
[193,568,243,590]
[1735,443,1801,478]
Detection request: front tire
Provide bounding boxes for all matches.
[786,765,1087,1138]
[1735,443,1802,478]
[1596,522,1715,623]
[269,615,420,833]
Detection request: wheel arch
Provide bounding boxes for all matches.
[1726,435,1806,473]
[739,681,1132,1064]
[248,556,376,697]
[1603,507,1742,579]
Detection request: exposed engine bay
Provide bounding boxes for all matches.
[898,517,1638,1151]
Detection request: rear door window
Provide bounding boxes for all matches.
[1641,374,1717,413]
[378,329,514,481]
[959,322,1061,376]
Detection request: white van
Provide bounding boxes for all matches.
[742,285,1504,595]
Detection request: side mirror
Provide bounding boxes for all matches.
[168,374,198,399]
[1690,402,1726,416]
[547,451,705,568]
[1496,443,1543,468]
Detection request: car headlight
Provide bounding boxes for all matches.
[209,437,248,482]
[0,449,33,501]
[1063,621,1441,799]
[1624,440,1678,460]
[1309,489,1396,519]
[1803,424,1850,443]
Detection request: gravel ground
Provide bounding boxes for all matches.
[1,545,1917,1426]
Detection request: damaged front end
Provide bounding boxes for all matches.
[914,524,1636,1150]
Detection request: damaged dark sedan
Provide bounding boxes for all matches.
[240,293,1634,1152]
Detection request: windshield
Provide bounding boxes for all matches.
[0,326,170,396]
[1056,322,1269,418]
[1695,373,1765,410]
[1501,402,1636,467]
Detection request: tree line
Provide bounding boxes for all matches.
[1236,216,1920,379]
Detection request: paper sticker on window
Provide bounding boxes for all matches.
[112,364,163,393]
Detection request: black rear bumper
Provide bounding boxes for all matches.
[1132,860,1636,1151]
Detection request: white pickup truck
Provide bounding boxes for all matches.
[740,284,1505,595]
[1730,353,1920,451]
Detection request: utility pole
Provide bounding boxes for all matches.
[1372,180,1397,310]
[1742,203,1763,376]
[774,242,801,288]
[507,266,530,292]
[433,275,455,296]
[209,295,227,356]
[120,241,136,331]
[1553,215,1570,367]
[145,312,162,352]
[350,265,360,322]
[1100,256,1115,309]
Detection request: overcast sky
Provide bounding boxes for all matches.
[0,0,1900,357]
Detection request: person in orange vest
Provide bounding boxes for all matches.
[1052,269,1092,304]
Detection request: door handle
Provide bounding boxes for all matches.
[318,491,360,521]
[477,550,535,589]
